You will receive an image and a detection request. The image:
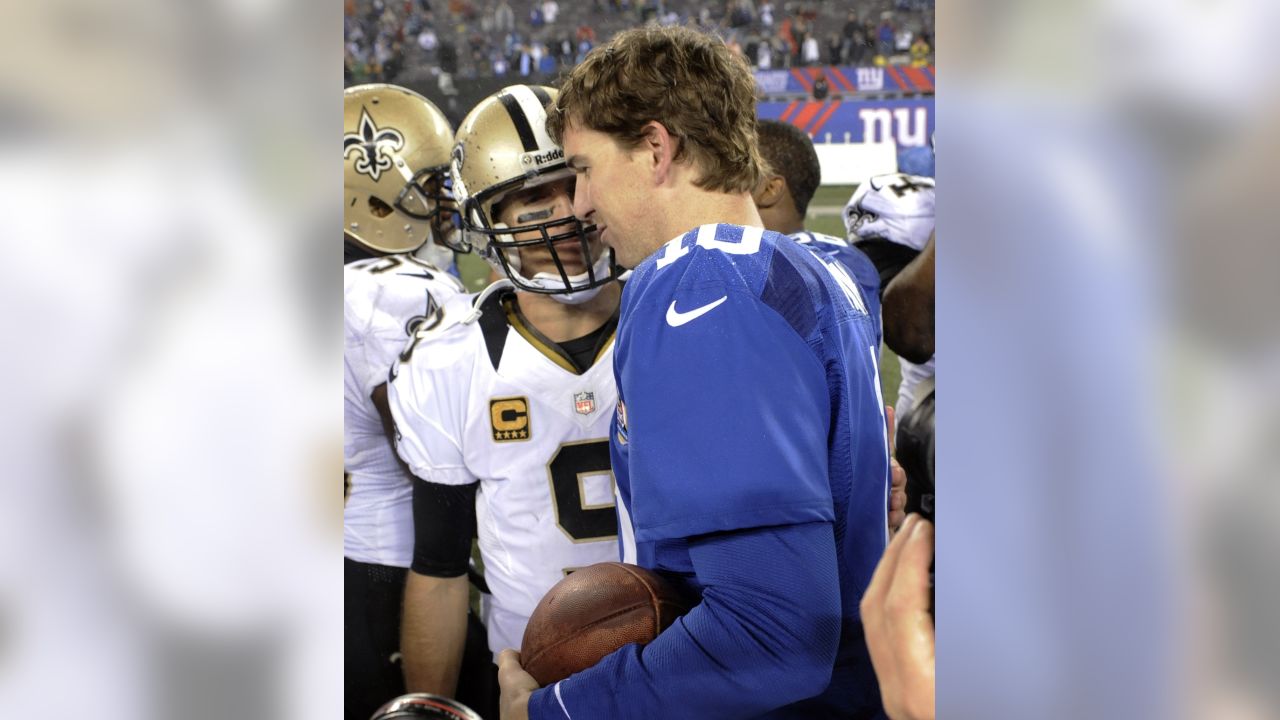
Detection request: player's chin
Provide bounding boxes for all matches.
[550,242,587,265]
[529,256,589,277]
[586,230,608,257]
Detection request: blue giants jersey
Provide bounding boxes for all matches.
[612,224,890,717]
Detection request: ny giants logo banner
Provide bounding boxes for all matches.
[757,98,935,148]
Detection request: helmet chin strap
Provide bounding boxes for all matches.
[525,253,614,304]
[538,278,605,305]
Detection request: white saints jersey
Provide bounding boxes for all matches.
[844,173,937,419]
[344,254,465,567]
[389,287,620,655]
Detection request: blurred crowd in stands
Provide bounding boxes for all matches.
[344,0,934,88]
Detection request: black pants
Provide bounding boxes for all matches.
[345,558,498,720]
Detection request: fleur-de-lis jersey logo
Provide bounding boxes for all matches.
[344,108,405,182]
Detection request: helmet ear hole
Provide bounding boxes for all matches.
[368,195,394,218]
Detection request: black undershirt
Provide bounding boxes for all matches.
[411,480,477,577]
[504,291,620,374]
[557,321,615,373]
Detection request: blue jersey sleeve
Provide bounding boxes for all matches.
[791,231,882,347]
[824,244,882,343]
[617,280,835,542]
[527,521,843,720]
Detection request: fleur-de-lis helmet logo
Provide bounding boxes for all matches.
[343,107,405,182]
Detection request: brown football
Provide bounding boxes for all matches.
[520,562,694,686]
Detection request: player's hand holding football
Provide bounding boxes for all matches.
[497,649,539,720]
[861,513,935,720]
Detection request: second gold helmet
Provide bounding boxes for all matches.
[344,84,461,256]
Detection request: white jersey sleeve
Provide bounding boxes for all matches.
[843,173,936,251]
[387,301,481,488]
[345,255,464,398]
[343,255,465,568]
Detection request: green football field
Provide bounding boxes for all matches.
[454,185,901,407]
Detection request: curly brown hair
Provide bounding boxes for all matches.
[546,25,765,195]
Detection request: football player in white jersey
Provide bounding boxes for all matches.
[388,85,624,714]
[343,83,473,720]
[843,173,937,422]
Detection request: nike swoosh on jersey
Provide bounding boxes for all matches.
[665,296,728,327]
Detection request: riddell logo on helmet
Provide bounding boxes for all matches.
[521,147,564,166]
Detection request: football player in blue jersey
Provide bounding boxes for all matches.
[753,118,884,346]
[497,25,893,720]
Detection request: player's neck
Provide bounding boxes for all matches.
[775,216,805,235]
[659,187,764,242]
[513,281,621,343]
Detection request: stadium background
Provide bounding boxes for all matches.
[345,0,936,405]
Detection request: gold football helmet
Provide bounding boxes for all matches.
[451,84,618,296]
[343,84,462,255]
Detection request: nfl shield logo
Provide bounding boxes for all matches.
[574,391,596,416]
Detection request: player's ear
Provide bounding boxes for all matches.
[639,120,676,183]
[753,175,786,208]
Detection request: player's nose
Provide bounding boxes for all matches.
[571,179,593,223]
